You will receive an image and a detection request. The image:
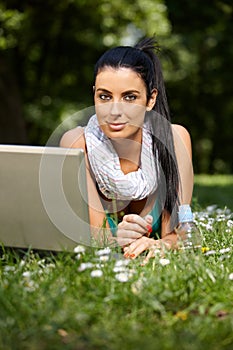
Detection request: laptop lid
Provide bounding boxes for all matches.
[0,145,91,251]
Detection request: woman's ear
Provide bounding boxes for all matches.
[146,89,158,111]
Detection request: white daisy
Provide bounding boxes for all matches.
[78,262,94,272]
[74,245,86,254]
[159,258,170,266]
[90,270,103,278]
[115,272,130,282]
[95,247,112,256]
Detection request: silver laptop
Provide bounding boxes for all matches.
[0,145,91,251]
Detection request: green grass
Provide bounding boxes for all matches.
[193,174,233,211]
[0,175,233,350]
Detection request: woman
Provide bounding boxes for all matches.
[60,37,193,261]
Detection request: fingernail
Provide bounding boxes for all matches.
[130,254,135,258]
[124,253,130,258]
[146,225,153,234]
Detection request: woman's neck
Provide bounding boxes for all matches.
[110,134,142,174]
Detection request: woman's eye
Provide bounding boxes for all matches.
[99,94,111,101]
[124,94,137,101]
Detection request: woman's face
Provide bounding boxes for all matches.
[94,67,157,142]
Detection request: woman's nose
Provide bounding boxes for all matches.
[110,101,123,116]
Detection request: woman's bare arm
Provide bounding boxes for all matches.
[60,128,109,241]
[172,124,193,204]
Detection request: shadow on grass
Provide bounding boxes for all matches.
[193,174,233,211]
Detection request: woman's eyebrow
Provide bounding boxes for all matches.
[95,88,141,94]
[122,90,140,95]
[95,88,112,93]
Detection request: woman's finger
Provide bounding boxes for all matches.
[116,237,135,247]
[123,214,153,235]
[144,215,153,224]
[142,246,161,265]
[117,222,147,237]
[124,236,155,259]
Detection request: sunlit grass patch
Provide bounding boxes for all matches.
[0,204,233,350]
[194,174,233,210]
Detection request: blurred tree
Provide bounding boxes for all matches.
[0,0,169,145]
[164,0,233,173]
[0,0,232,173]
[0,7,27,143]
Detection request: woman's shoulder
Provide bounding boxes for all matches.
[59,126,86,149]
[172,124,190,136]
[172,124,191,143]
[171,123,192,154]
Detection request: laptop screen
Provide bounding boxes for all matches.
[0,145,91,251]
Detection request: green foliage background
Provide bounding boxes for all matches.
[0,0,232,174]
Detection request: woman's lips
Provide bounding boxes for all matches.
[107,122,127,131]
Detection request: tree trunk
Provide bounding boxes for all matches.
[0,55,28,144]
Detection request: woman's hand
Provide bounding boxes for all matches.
[124,232,176,263]
[116,214,153,247]
[123,235,160,259]
[115,213,176,262]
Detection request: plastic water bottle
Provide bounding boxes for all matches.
[175,204,202,250]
